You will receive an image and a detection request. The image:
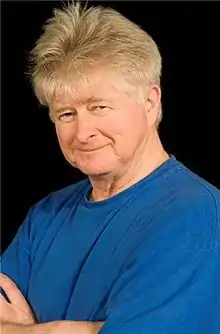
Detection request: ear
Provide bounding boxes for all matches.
[144,84,161,126]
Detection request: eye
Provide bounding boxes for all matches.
[58,111,76,122]
[90,106,109,114]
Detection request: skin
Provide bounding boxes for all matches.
[0,274,103,334]
[50,69,169,201]
[0,69,168,332]
[0,273,36,326]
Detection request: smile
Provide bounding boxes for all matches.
[80,147,105,153]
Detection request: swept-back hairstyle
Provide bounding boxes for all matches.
[28,1,162,124]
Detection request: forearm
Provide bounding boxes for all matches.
[1,321,104,334]
[1,321,58,334]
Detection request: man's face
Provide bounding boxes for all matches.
[50,70,159,178]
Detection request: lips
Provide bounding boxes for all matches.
[79,147,104,152]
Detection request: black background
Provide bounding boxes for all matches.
[1,1,220,253]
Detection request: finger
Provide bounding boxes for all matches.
[0,293,11,321]
[0,292,9,303]
[0,293,8,303]
[0,273,30,309]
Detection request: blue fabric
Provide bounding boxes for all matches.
[1,156,220,333]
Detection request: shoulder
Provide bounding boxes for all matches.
[159,157,220,213]
[140,158,220,250]
[31,178,90,214]
[172,159,220,216]
[24,178,90,236]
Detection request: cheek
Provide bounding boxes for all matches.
[111,108,147,140]
[112,112,148,155]
[55,124,75,148]
[102,121,139,154]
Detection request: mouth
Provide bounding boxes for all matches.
[79,146,105,153]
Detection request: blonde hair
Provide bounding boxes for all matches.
[28,1,163,124]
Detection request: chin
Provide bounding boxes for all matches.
[76,162,114,177]
[69,153,117,176]
[82,168,112,177]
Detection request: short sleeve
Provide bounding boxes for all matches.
[99,243,220,334]
[0,207,34,298]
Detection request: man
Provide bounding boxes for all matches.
[1,1,220,333]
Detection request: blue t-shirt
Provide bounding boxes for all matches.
[1,156,220,333]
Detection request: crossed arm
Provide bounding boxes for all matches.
[0,274,104,334]
[1,322,103,334]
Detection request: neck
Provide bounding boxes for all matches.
[89,130,169,202]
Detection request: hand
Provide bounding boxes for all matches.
[0,273,36,325]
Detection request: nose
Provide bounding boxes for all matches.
[75,113,96,143]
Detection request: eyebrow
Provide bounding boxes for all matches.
[51,96,108,114]
[86,96,105,103]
